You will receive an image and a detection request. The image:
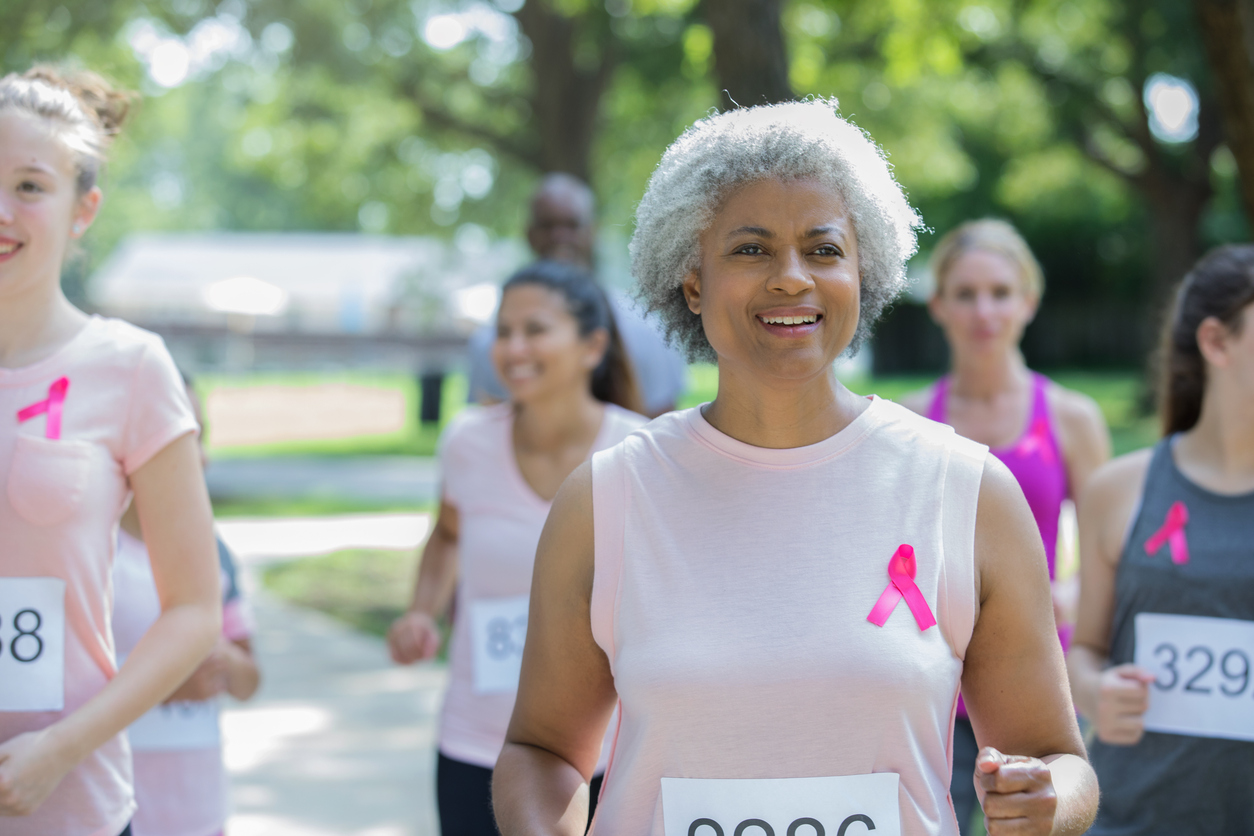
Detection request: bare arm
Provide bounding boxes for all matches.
[387,499,460,664]
[963,457,1097,836]
[0,433,221,815]
[493,463,618,836]
[1066,451,1156,744]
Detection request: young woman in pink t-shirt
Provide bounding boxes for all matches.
[493,101,1098,836]
[388,261,648,836]
[0,68,222,836]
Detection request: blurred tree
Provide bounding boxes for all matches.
[704,0,794,105]
[1194,0,1254,230]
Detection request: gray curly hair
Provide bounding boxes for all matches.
[630,98,923,363]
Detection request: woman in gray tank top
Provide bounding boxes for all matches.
[1069,245,1254,834]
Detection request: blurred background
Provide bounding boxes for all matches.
[7,0,1254,832]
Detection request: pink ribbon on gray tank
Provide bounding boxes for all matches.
[866,544,937,631]
[17,377,70,440]
[1144,501,1190,565]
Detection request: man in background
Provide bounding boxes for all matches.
[465,173,687,417]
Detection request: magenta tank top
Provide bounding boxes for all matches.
[926,373,1068,579]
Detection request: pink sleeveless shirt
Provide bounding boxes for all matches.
[589,398,986,836]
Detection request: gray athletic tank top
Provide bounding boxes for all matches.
[1088,438,1254,835]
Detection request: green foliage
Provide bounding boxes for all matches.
[261,548,418,639]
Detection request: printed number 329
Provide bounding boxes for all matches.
[1153,642,1251,697]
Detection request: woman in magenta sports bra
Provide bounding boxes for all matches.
[493,101,1097,836]
[903,219,1110,834]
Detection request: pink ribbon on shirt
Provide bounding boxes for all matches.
[1144,501,1190,565]
[1017,417,1056,465]
[866,544,937,631]
[17,377,70,440]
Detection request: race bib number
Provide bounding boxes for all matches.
[661,773,901,836]
[0,578,65,712]
[127,698,222,751]
[1135,613,1254,742]
[470,595,529,695]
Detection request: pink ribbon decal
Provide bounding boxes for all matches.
[1017,417,1056,465]
[1144,501,1190,565]
[866,544,937,631]
[17,377,70,440]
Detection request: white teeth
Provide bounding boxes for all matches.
[0,244,16,255]
[762,314,817,325]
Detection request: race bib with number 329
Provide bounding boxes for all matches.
[0,577,66,712]
[661,773,901,836]
[470,595,529,695]
[1135,612,1254,742]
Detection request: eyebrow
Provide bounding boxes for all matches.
[15,164,55,176]
[726,224,848,240]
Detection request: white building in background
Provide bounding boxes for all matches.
[88,232,527,336]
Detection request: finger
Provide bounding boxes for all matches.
[975,747,1007,773]
[977,759,1050,794]
[1115,665,1158,685]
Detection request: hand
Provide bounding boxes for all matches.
[1051,577,1078,630]
[1094,664,1156,745]
[387,610,442,664]
[166,637,231,703]
[974,747,1057,835]
[0,728,74,816]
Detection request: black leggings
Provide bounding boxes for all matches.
[118,825,133,836]
[437,753,603,836]
[950,717,981,834]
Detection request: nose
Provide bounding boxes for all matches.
[973,292,997,320]
[0,194,14,226]
[768,247,814,296]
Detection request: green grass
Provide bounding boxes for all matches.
[212,496,431,518]
[261,548,416,639]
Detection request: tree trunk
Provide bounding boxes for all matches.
[1194,0,1254,230]
[513,0,615,180]
[703,0,793,108]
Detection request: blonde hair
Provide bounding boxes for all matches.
[0,65,135,195]
[930,219,1043,299]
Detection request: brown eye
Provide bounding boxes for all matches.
[813,244,841,257]
[736,244,765,255]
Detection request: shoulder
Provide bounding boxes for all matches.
[602,404,650,438]
[1080,447,1153,512]
[79,317,175,373]
[439,403,509,456]
[1044,381,1107,441]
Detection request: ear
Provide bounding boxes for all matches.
[681,269,702,315]
[1022,291,1040,325]
[1196,316,1232,369]
[71,186,102,238]
[926,291,946,327]
[583,327,610,370]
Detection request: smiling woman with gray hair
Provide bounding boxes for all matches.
[492,99,1098,836]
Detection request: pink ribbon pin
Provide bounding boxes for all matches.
[867,544,937,631]
[1017,417,1056,465]
[1144,501,1190,565]
[17,377,70,440]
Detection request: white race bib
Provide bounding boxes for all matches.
[661,774,901,836]
[127,698,222,751]
[469,595,529,695]
[0,577,66,712]
[1135,613,1254,742]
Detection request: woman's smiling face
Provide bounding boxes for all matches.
[682,177,860,382]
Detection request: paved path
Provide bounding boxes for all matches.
[217,513,432,562]
[223,591,448,836]
[206,457,440,506]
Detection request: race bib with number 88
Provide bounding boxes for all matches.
[661,773,901,836]
[1135,612,1254,742]
[0,577,66,712]
[470,595,529,695]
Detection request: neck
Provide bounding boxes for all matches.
[0,278,87,369]
[947,349,1030,399]
[512,384,605,452]
[704,362,865,449]
[1176,382,1254,486]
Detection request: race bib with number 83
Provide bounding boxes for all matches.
[1135,612,1254,742]
[661,773,901,836]
[0,577,66,712]
[470,595,529,695]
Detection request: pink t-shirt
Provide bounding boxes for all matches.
[0,316,198,836]
[438,402,647,769]
[112,529,252,836]
[588,399,986,836]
